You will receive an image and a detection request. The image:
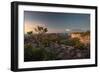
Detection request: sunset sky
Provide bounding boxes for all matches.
[24,11,90,34]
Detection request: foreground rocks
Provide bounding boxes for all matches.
[24,34,90,61]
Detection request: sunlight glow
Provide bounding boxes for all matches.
[24,21,37,34]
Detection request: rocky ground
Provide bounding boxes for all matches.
[24,34,90,61]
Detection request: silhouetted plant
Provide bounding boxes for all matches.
[34,26,48,34]
[34,26,48,47]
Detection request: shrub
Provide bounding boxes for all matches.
[43,49,57,60]
[24,44,33,61]
[24,44,57,61]
[27,31,33,35]
[24,44,44,61]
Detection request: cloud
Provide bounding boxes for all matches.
[65,29,71,32]
[71,29,84,32]
[65,28,85,33]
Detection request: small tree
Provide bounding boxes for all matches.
[34,26,48,34]
[34,26,48,47]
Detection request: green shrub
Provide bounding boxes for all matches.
[24,44,57,61]
[24,44,33,61]
[24,44,44,61]
[43,50,57,60]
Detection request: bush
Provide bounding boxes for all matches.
[24,44,57,61]
[27,31,33,35]
[24,44,44,61]
[75,43,85,50]
[43,49,57,60]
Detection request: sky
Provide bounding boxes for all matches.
[24,11,90,33]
